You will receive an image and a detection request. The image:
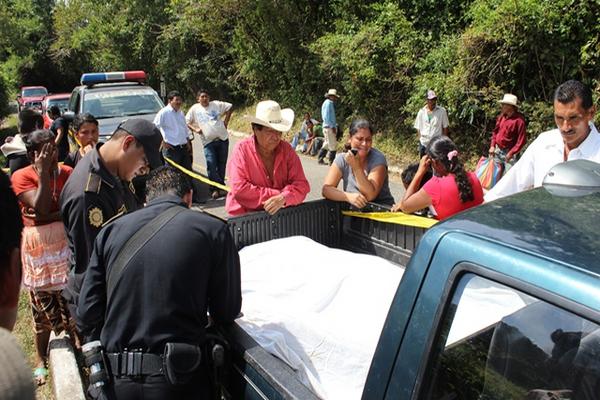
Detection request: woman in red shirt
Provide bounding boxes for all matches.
[10,129,75,385]
[392,135,483,220]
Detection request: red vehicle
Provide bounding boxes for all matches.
[42,93,71,129]
[17,86,48,112]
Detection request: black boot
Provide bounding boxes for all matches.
[317,148,328,165]
[327,151,336,165]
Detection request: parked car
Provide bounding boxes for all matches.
[64,71,164,142]
[42,92,71,129]
[17,85,48,112]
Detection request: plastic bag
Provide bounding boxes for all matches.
[476,156,504,190]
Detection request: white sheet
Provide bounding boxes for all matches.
[238,236,403,400]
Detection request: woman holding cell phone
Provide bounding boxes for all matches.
[322,119,394,208]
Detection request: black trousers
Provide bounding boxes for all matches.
[91,374,210,400]
[162,145,209,203]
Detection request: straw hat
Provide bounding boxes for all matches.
[244,100,294,132]
[324,89,340,98]
[499,93,519,108]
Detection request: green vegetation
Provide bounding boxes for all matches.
[1,0,599,163]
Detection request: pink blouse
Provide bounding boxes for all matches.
[225,136,310,216]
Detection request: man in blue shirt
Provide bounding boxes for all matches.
[318,89,340,165]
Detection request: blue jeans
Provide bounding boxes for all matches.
[204,139,229,190]
[291,131,308,152]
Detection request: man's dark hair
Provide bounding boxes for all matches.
[401,163,432,189]
[196,89,209,97]
[251,123,264,131]
[0,170,23,272]
[23,129,55,158]
[73,113,99,132]
[18,108,44,135]
[167,90,181,101]
[48,105,61,117]
[554,80,593,109]
[145,166,192,201]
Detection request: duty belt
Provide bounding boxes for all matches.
[107,351,163,378]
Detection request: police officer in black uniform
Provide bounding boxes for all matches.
[77,166,242,399]
[60,119,162,325]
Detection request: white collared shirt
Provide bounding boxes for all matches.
[153,104,189,146]
[414,105,449,145]
[485,123,600,201]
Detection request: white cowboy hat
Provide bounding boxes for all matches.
[324,89,340,98]
[499,93,519,107]
[244,100,295,132]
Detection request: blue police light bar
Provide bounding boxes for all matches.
[80,71,147,86]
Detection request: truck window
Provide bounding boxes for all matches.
[69,91,80,113]
[422,274,600,400]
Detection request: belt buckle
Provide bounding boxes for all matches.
[126,350,143,377]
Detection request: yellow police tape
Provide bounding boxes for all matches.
[164,157,230,192]
[342,210,438,229]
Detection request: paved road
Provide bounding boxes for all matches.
[191,132,405,219]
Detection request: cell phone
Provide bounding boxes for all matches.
[350,148,358,156]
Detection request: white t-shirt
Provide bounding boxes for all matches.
[414,105,449,145]
[186,101,232,145]
[485,124,600,201]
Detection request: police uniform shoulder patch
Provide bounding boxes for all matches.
[85,172,102,194]
[88,207,104,228]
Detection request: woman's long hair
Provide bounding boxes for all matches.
[426,136,474,203]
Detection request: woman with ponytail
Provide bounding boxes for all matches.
[392,135,483,220]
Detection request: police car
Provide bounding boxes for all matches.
[65,71,164,142]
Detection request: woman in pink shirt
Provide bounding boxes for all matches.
[226,100,310,216]
[392,135,483,220]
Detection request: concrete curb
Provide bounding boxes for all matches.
[48,332,86,400]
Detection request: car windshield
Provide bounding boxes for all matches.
[82,88,163,119]
[22,88,47,97]
[48,99,69,112]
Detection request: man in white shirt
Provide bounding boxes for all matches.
[186,89,233,199]
[486,80,600,201]
[414,90,449,157]
[154,91,207,203]
[154,90,191,169]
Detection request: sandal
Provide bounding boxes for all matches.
[33,367,48,386]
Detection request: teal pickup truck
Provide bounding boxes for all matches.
[219,160,600,400]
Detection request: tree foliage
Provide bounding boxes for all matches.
[1,0,599,156]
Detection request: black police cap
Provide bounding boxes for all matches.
[117,119,162,170]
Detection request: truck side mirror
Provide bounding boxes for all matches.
[542,159,600,197]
